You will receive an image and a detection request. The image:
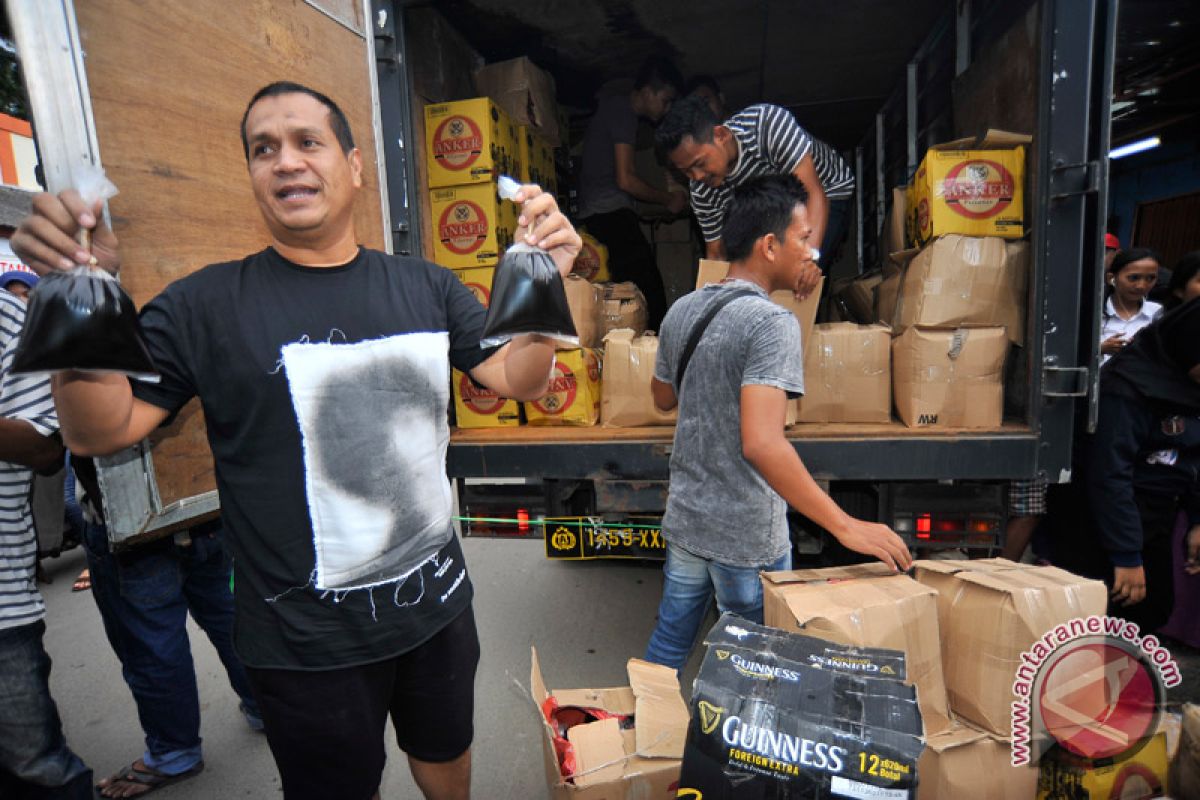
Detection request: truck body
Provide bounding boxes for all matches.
[9,0,1116,554]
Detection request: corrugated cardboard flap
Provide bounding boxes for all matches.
[930,129,1032,151]
[569,717,627,788]
[553,686,637,715]
[762,562,898,585]
[923,722,989,754]
[626,658,688,759]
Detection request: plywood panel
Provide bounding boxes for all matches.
[75,0,386,507]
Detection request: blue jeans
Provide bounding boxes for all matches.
[644,543,792,671]
[0,620,93,799]
[83,521,260,775]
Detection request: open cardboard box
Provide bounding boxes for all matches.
[531,647,688,799]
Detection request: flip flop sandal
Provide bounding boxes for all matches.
[96,760,204,798]
[72,571,91,592]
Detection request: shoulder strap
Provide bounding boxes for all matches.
[675,287,759,389]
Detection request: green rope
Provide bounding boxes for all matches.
[452,515,661,531]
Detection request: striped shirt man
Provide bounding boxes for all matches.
[0,289,59,632]
[688,104,855,244]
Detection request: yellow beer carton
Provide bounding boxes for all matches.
[524,348,601,426]
[572,232,611,282]
[1037,730,1169,799]
[429,184,519,269]
[452,368,519,428]
[907,130,1030,245]
[424,98,519,188]
[517,125,557,194]
[451,266,495,308]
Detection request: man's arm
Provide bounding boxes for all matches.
[792,155,828,247]
[650,377,677,412]
[615,144,687,212]
[0,419,63,472]
[740,384,911,571]
[704,240,726,261]
[51,372,170,457]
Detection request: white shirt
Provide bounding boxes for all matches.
[1100,296,1162,365]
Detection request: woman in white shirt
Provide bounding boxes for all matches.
[1101,248,1163,365]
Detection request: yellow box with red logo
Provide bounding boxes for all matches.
[1037,730,1170,799]
[571,232,611,283]
[451,368,520,428]
[524,348,601,426]
[429,184,519,269]
[907,131,1030,246]
[517,125,557,195]
[451,266,495,307]
[424,98,519,189]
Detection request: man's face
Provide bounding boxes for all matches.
[244,92,363,243]
[3,281,29,302]
[773,205,816,294]
[669,132,732,187]
[643,86,676,123]
[1104,247,1118,269]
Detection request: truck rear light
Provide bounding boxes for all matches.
[916,513,932,539]
[893,514,913,533]
[517,508,530,533]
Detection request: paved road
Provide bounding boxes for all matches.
[40,537,694,800]
[38,538,1200,799]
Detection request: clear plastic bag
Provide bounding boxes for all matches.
[12,166,159,380]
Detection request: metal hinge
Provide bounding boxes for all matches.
[1049,160,1100,200]
[1043,365,1090,397]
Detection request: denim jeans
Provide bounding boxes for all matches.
[0,620,93,799]
[82,521,261,775]
[644,542,792,671]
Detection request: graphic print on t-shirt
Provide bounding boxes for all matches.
[282,332,453,591]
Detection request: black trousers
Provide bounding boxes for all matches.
[581,208,668,332]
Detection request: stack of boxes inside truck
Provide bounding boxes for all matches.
[828,131,1032,429]
[435,58,605,429]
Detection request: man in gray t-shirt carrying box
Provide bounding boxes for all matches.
[643,175,911,671]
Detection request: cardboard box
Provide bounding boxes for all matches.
[599,282,647,339]
[451,368,519,428]
[1038,731,1170,799]
[429,184,519,269]
[601,329,677,427]
[918,723,1039,800]
[531,648,686,799]
[1171,704,1200,799]
[762,563,954,735]
[475,57,561,146]
[679,615,924,798]
[518,125,557,194]
[912,558,1109,737]
[838,270,883,324]
[572,233,611,283]
[892,235,1030,346]
[525,348,601,426]
[451,266,495,307]
[885,186,908,255]
[424,97,518,188]
[562,275,603,349]
[907,130,1030,245]
[892,326,1008,428]
[695,259,823,357]
[795,323,892,423]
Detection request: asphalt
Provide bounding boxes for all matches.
[37,539,1200,799]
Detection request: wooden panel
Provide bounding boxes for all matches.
[1133,191,1200,269]
[76,0,385,507]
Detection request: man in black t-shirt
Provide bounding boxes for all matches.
[13,81,582,800]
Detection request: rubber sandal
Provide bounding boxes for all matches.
[95,760,204,798]
[72,569,91,592]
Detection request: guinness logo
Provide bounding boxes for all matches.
[716,649,731,661]
[698,701,724,735]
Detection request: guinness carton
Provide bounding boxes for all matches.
[678,617,924,799]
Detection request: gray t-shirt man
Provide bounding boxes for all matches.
[654,280,804,566]
[577,94,638,218]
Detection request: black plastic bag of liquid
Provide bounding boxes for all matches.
[480,242,579,348]
[12,266,159,380]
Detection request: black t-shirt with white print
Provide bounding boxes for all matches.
[132,247,491,670]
